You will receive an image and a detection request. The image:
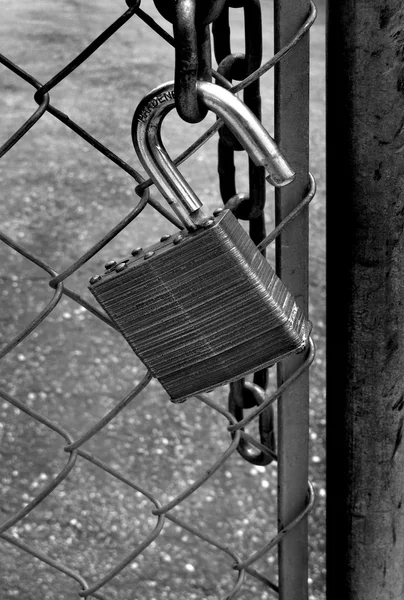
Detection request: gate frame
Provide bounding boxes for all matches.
[275,0,311,598]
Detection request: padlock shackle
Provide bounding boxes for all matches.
[198,81,295,187]
[132,81,295,230]
[133,83,204,230]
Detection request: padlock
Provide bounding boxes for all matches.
[89,81,311,402]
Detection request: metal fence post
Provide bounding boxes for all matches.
[327,2,404,598]
[274,0,310,598]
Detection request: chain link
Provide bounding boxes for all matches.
[172,0,210,123]
[154,0,226,123]
[228,381,276,466]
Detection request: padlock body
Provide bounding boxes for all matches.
[90,210,310,402]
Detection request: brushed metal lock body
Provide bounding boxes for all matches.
[89,81,311,402]
[90,209,310,402]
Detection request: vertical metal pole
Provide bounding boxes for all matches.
[274,1,310,599]
[327,2,404,599]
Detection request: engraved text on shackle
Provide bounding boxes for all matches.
[137,90,175,123]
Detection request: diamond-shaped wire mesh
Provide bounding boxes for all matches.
[0,1,317,598]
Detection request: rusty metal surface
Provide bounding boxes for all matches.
[327,2,404,598]
[0,1,317,598]
[171,0,211,123]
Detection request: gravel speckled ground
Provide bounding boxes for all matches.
[0,1,325,598]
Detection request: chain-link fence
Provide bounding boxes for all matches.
[0,1,318,598]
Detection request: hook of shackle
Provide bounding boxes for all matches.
[132,81,295,230]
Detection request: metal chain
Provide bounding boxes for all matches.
[213,0,266,223]
[212,0,276,465]
[150,0,277,462]
[0,0,318,597]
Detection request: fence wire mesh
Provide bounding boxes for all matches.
[0,1,317,598]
